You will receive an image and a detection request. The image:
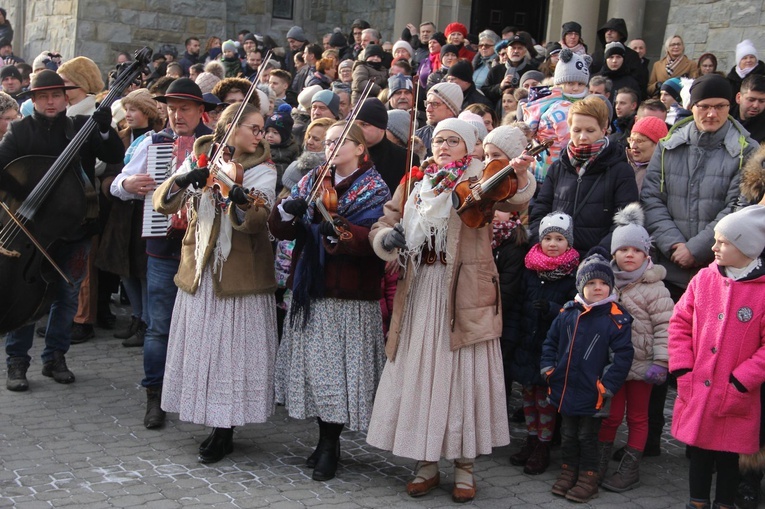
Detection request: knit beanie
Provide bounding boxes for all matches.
[440,44,460,60]
[388,73,413,95]
[546,42,562,56]
[255,87,269,117]
[32,51,52,72]
[553,49,591,86]
[392,40,414,59]
[714,205,765,259]
[483,125,527,159]
[387,109,410,145]
[660,77,683,103]
[195,72,221,94]
[604,41,626,59]
[428,82,463,116]
[611,203,651,255]
[631,116,668,144]
[311,89,340,118]
[444,22,468,37]
[431,32,447,47]
[364,44,385,61]
[736,40,758,66]
[298,84,323,111]
[576,246,615,295]
[204,60,225,80]
[243,33,257,45]
[689,73,732,107]
[286,26,307,42]
[356,98,388,130]
[338,59,354,72]
[539,211,574,247]
[519,70,545,89]
[121,88,159,120]
[329,32,347,48]
[58,56,104,94]
[265,104,294,143]
[561,21,582,40]
[458,110,488,142]
[447,60,473,84]
[433,118,476,152]
[222,40,237,54]
[0,65,20,82]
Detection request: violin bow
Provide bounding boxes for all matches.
[404,79,421,201]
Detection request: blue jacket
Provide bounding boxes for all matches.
[541,298,634,416]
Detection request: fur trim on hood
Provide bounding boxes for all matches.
[740,143,765,204]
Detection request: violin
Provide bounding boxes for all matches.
[451,139,553,229]
[313,165,351,240]
[198,147,267,208]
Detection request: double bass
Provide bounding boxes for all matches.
[0,48,152,334]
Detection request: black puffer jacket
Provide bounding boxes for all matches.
[529,141,639,255]
[727,60,765,102]
[591,18,647,95]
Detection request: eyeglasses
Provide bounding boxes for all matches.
[626,136,651,145]
[425,100,444,109]
[240,123,265,136]
[322,138,348,148]
[432,136,462,148]
[478,43,493,48]
[694,102,729,113]
[668,42,683,47]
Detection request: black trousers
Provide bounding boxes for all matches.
[560,415,602,472]
[688,445,740,505]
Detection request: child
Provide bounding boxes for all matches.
[541,246,634,502]
[669,205,765,509]
[220,40,242,78]
[597,203,674,492]
[264,104,299,193]
[507,212,578,475]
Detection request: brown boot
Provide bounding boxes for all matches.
[551,464,578,496]
[565,470,599,503]
[598,441,614,483]
[510,434,539,466]
[602,446,642,492]
[523,440,551,475]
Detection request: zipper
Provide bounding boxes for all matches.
[557,306,589,412]
[450,262,463,330]
[572,176,582,218]
[583,333,600,360]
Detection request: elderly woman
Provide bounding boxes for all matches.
[0,91,19,138]
[366,118,535,503]
[726,39,765,100]
[472,29,499,89]
[648,35,698,97]
[625,116,668,191]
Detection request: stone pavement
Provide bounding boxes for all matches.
[1,308,693,509]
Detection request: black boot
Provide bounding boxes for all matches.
[144,386,166,429]
[735,470,762,509]
[41,351,75,383]
[114,316,140,339]
[122,321,147,348]
[312,422,343,481]
[6,357,29,392]
[307,418,341,468]
[198,427,234,463]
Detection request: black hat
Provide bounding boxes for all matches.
[0,65,21,82]
[18,69,78,98]
[155,78,219,111]
[329,32,347,48]
[689,73,733,107]
[440,44,460,60]
[561,21,582,39]
[447,60,473,84]
[431,32,447,46]
[356,98,388,130]
[243,33,257,44]
[364,44,384,61]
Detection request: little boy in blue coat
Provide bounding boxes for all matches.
[541,246,634,503]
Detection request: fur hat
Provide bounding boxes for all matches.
[539,211,574,247]
[554,49,592,86]
[458,110,487,142]
[265,105,294,143]
[444,22,468,37]
[576,246,615,296]
[428,82,462,116]
[736,40,758,66]
[604,41,626,59]
[121,88,159,121]
[714,205,765,259]
[433,118,476,152]
[631,116,668,144]
[311,89,340,118]
[286,26,307,43]
[195,72,221,94]
[387,109,410,145]
[483,125,527,159]
[57,56,104,94]
[392,40,414,59]
[611,203,652,255]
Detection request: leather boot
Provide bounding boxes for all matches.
[602,445,642,492]
[307,418,341,468]
[41,351,75,383]
[198,427,234,463]
[565,470,599,503]
[6,357,29,392]
[735,470,762,509]
[144,386,166,429]
[312,422,343,481]
[598,441,614,482]
[122,321,147,347]
[114,316,140,339]
[524,440,551,475]
[510,434,539,466]
[551,464,578,496]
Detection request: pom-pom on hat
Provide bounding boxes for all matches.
[554,49,592,86]
[539,211,574,247]
[714,205,765,259]
[611,203,652,255]
[57,56,105,95]
[433,118,476,152]
[265,105,294,143]
[428,81,463,116]
[631,116,668,144]
[576,246,615,295]
[483,125,527,160]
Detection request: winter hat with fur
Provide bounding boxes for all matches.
[576,246,615,295]
[714,205,765,259]
[554,49,592,86]
[611,203,652,255]
[539,211,574,247]
[58,56,104,94]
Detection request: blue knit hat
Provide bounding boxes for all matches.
[576,246,615,296]
[265,104,294,143]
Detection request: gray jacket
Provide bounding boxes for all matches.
[640,116,758,288]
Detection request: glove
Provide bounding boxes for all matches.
[381,223,406,251]
[533,299,549,314]
[644,364,668,385]
[228,185,249,205]
[319,217,346,237]
[282,198,308,217]
[92,107,112,133]
[730,373,748,393]
[174,167,209,189]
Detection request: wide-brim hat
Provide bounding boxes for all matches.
[18,69,79,98]
[155,77,219,111]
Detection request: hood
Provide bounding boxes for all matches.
[663,115,752,159]
[741,144,765,204]
[597,18,628,45]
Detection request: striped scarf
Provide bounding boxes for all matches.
[566,138,608,169]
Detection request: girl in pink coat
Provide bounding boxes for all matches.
[669,205,765,509]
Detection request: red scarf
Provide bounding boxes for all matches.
[566,138,608,168]
[492,218,522,249]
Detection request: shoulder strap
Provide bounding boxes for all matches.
[573,172,605,219]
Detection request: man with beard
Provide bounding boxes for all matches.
[733,74,765,142]
[482,33,538,104]
[178,37,201,77]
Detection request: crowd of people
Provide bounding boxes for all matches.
[1,11,765,509]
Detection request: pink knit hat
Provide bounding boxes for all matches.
[631,116,668,144]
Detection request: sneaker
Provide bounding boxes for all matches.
[6,358,30,392]
[41,351,75,384]
[70,323,95,344]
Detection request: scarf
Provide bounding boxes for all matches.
[611,258,651,289]
[560,40,587,55]
[566,138,608,172]
[492,218,522,249]
[422,154,471,197]
[736,64,757,80]
[575,291,617,308]
[524,243,580,280]
[429,51,441,72]
[626,147,649,169]
[665,54,685,76]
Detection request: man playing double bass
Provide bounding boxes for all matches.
[0,70,124,391]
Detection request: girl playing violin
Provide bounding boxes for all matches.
[267,121,391,482]
[153,103,279,464]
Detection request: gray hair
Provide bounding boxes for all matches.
[589,75,613,94]
[0,91,19,115]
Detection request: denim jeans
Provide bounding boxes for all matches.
[142,256,179,388]
[122,275,148,323]
[5,239,91,365]
[560,414,603,472]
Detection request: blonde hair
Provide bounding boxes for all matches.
[568,95,609,129]
[213,103,261,142]
[328,121,369,164]
[304,117,333,142]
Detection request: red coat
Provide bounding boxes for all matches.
[669,262,765,454]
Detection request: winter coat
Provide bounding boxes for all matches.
[640,116,759,288]
[541,298,634,416]
[472,53,498,89]
[461,83,493,110]
[269,136,301,192]
[592,18,647,95]
[647,56,699,97]
[425,67,448,91]
[306,71,333,90]
[529,141,639,256]
[351,60,388,104]
[739,144,765,206]
[154,135,277,297]
[482,58,539,104]
[507,266,577,386]
[282,151,324,194]
[598,65,641,100]
[669,262,765,454]
[727,61,765,102]
[494,235,528,370]
[734,104,765,144]
[614,264,673,381]
[220,57,241,78]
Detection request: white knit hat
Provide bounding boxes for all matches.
[297,84,323,112]
[458,110,488,142]
[483,125,527,159]
[736,40,758,66]
[611,203,652,255]
[715,205,765,259]
[392,40,414,59]
[428,82,463,116]
[540,211,574,246]
[433,118,476,152]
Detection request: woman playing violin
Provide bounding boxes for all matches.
[267,121,390,482]
[366,118,534,503]
[152,102,279,464]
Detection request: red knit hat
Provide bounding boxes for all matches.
[444,22,468,37]
[631,116,668,144]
